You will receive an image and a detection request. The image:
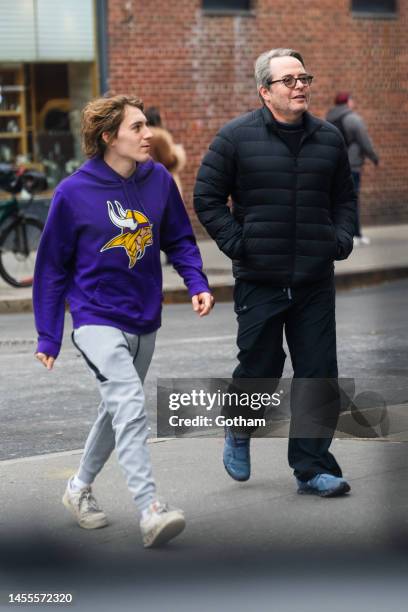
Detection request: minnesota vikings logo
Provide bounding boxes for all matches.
[100,200,153,268]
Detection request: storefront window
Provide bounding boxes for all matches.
[0,1,96,197]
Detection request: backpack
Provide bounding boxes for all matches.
[328,111,353,146]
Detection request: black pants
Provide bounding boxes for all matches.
[231,275,342,481]
[351,171,362,237]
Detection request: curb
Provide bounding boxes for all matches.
[0,297,33,315]
[334,267,408,291]
[165,266,408,303]
[1,266,407,315]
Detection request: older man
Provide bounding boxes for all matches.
[194,48,357,497]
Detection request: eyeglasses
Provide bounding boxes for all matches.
[267,74,314,89]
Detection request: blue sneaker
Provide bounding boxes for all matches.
[297,474,351,498]
[223,428,250,482]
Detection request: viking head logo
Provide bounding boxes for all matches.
[100,200,153,268]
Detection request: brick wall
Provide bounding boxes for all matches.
[108,0,408,233]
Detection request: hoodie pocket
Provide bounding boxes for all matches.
[91,275,163,322]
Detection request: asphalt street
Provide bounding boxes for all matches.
[0,279,407,460]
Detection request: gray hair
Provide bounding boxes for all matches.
[254,48,305,91]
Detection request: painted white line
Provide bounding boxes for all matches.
[157,334,236,347]
[2,334,237,349]
[0,339,36,346]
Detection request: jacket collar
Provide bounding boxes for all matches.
[261,105,321,137]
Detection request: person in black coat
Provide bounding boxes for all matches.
[194,48,357,497]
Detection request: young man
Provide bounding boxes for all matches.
[194,49,356,497]
[33,95,213,547]
[326,92,379,245]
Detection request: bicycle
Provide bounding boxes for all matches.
[0,164,47,288]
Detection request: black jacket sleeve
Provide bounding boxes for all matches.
[331,144,358,260]
[193,130,244,260]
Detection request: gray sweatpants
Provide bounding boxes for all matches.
[72,325,156,512]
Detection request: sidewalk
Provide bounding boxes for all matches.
[0,224,407,313]
[0,436,406,558]
[1,437,407,611]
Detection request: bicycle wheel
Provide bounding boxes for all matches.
[0,216,44,288]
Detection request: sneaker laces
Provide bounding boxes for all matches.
[227,434,249,460]
[233,437,249,447]
[151,501,169,515]
[79,489,101,513]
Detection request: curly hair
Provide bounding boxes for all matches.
[81,95,144,158]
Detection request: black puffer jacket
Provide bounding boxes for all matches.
[194,106,357,287]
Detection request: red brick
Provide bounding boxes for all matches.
[108,0,408,231]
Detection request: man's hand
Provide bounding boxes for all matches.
[192,292,214,317]
[35,352,55,370]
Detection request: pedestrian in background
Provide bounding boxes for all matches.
[194,48,356,498]
[326,92,379,246]
[145,106,186,196]
[33,94,213,547]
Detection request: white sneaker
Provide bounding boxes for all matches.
[140,501,185,548]
[62,480,108,529]
[354,235,371,247]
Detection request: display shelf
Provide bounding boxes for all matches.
[0,132,23,138]
[0,111,22,117]
[0,65,27,161]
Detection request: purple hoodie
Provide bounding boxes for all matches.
[33,157,209,358]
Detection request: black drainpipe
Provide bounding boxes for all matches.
[96,0,109,94]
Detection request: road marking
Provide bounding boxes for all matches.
[157,334,236,347]
[0,339,36,347]
[1,334,237,349]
